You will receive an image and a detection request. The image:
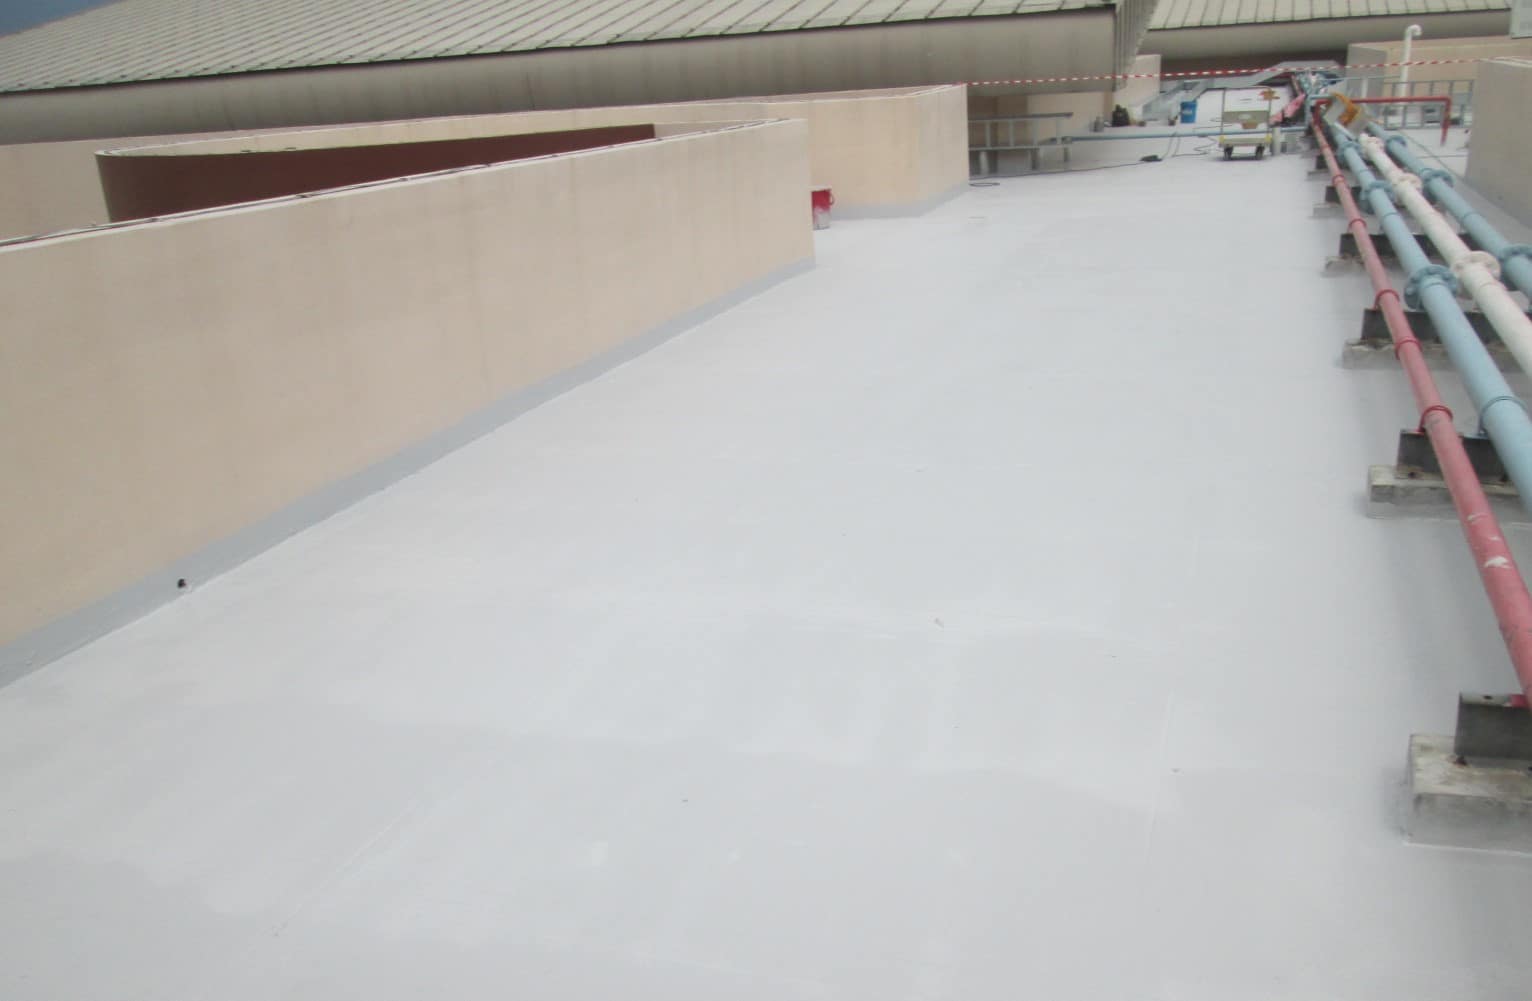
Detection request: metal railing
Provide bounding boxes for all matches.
[968,113,1073,173]
[1350,75,1475,127]
[1141,80,1208,123]
[968,113,1071,150]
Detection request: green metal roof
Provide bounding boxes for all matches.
[0,0,1104,93]
[1150,0,1510,32]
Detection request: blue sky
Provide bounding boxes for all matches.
[0,0,118,35]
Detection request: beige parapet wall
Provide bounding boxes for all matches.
[153,86,968,217]
[0,137,118,239]
[1467,59,1532,227]
[0,128,250,240]
[0,86,968,240]
[0,120,814,672]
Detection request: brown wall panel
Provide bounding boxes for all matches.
[98,124,655,221]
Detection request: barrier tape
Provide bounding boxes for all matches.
[963,57,1486,87]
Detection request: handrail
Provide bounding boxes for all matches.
[968,115,1070,152]
[1350,96,1452,144]
[1315,95,1450,143]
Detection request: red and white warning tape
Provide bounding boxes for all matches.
[963,57,1485,87]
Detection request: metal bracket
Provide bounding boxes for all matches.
[1338,230,1480,264]
[1478,394,1531,437]
[1404,263,1457,309]
[1362,177,1394,200]
[1323,184,1362,207]
[1419,167,1455,188]
[1455,693,1532,763]
[1395,429,1507,485]
[1498,244,1532,270]
[1338,231,1384,258]
[1359,306,1501,346]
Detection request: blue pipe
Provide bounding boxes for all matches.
[1364,121,1532,303]
[1062,126,1308,143]
[1326,117,1532,516]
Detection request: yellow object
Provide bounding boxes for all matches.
[1332,94,1362,128]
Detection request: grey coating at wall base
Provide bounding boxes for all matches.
[832,181,968,220]
[0,258,813,686]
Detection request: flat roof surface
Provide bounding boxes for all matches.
[1150,0,1509,31]
[0,0,1096,93]
[5,140,1532,999]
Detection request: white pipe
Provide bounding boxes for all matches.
[1360,134,1532,378]
[1400,24,1423,87]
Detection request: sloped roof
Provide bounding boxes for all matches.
[1150,0,1510,31]
[0,0,1102,93]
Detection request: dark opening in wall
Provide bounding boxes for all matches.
[97,124,658,221]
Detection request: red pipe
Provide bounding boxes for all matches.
[1312,108,1532,705]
